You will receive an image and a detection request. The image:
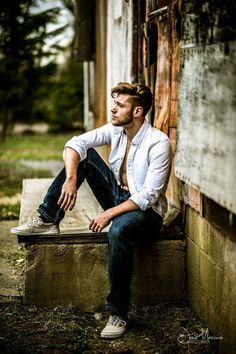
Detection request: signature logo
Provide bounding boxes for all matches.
[178,327,223,344]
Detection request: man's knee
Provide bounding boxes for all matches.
[108,220,132,246]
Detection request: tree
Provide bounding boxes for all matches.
[38,0,84,132]
[0,0,66,141]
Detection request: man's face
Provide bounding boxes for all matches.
[111,94,134,127]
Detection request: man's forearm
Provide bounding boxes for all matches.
[58,148,81,210]
[64,147,81,180]
[107,199,140,219]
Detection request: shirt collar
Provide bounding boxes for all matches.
[131,118,149,147]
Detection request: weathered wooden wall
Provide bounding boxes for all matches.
[153,13,171,134]
[175,0,236,214]
[144,0,182,209]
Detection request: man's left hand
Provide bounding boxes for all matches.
[89,210,112,233]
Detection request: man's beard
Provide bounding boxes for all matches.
[112,113,134,126]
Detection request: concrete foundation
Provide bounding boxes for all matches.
[22,236,185,312]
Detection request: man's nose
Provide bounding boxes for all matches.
[111,105,116,113]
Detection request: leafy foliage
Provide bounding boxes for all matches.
[0,0,69,140]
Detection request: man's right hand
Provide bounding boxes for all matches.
[58,178,77,211]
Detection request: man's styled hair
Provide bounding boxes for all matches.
[111,82,153,116]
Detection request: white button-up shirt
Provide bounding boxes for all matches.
[64,119,172,217]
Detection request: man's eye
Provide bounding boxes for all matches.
[113,100,124,108]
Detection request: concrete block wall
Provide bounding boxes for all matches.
[185,207,236,353]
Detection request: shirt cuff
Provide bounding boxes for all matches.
[129,193,149,211]
[64,139,87,161]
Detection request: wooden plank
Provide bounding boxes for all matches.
[17,225,184,245]
[182,184,203,215]
[17,178,185,245]
[153,15,171,134]
[19,178,109,233]
[203,196,235,238]
[17,233,108,245]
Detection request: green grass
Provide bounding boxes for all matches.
[0,132,76,220]
[0,132,74,161]
[0,162,53,197]
[0,162,52,220]
[0,204,21,221]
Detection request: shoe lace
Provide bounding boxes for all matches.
[108,315,126,327]
[27,216,43,226]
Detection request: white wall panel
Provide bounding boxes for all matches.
[106,1,133,120]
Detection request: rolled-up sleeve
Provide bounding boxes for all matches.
[129,139,172,210]
[64,124,112,161]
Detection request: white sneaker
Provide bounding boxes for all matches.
[101,315,127,339]
[11,216,59,235]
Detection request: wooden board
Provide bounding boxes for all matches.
[17,232,108,245]
[19,178,109,233]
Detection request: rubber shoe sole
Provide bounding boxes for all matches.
[101,330,126,339]
[10,225,59,235]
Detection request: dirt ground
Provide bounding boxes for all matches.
[0,221,219,354]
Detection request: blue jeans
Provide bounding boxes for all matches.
[38,148,163,317]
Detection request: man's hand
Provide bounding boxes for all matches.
[89,210,112,233]
[58,178,77,211]
[89,200,140,233]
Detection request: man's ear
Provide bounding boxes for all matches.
[133,106,143,117]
